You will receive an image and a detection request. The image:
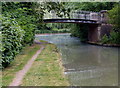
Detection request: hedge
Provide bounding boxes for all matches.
[1,16,25,68]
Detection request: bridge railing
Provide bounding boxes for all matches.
[70,10,101,21]
[43,10,108,23]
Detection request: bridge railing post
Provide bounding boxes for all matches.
[100,10,108,23]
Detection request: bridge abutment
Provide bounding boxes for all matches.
[88,24,100,42]
[88,23,112,43]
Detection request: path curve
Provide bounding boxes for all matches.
[9,44,45,86]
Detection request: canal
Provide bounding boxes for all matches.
[36,33,118,86]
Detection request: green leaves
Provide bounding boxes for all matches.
[1,2,39,68]
[64,2,116,12]
[101,31,120,44]
[108,4,120,30]
[103,3,120,44]
[1,2,71,68]
[1,16,25,68]
[70,24,88,42]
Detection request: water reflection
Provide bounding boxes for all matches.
[36,34,118,86]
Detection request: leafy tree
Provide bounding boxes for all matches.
[108,4,120,31]
[64,2,116,12]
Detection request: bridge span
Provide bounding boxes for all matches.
[43,18,100,24]
[43,10,112,42]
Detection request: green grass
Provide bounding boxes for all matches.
[21,43,69,86]
[2,44,41,86]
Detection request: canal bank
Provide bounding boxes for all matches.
[36,33,120,47]
[21,42,69,86]
[87,41,120,47]
[36,33,118,86]
[2,41,69,86]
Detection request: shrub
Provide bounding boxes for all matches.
[101,31,120,44]
[107,4,120,44]
[12,12,37,45]
[109,31,120,44]
[101,34,110,44]
[1,16,25,68]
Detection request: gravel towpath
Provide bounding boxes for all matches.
[9,44,45,86]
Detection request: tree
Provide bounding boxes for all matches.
[101,3,120,44]
[108,4,120,31]
[64,2,116,12]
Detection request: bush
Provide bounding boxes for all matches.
[11,11,36,45]
[107,4,120,44]
[101,34,110,44]
[109,31,120,44]
[101,31,120,44]
[1,16,25,68]
[1,3,38,68]
[3,4,37,45]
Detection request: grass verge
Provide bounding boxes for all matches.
[21,43,69,86]
[2,44,41,86]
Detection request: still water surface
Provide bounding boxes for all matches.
[36,33,118,86]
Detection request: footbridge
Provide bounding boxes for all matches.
[43,18,99,24]
[43,10,112,42]
[43,10,107,24]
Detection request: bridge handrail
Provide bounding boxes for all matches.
[43,10,107,23]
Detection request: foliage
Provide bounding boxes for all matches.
[45,2,70,18]
[1,2,70,68]
[35,28,70,34]
[2,2,37,45]
[101,3,120,44]
[16,15,36,45]
[70,24,81,37]
[109,31,120,44]
[1,2,37,68]
[1,16,24,68]
[101,34,110,44]
[35,23,71,34]
[64,2,116,12]
[108,4,120,31]
[101,31,120,44]
[71,24,88,42]
[49,23,72,29]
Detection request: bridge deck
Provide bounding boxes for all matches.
[43,19,100,24]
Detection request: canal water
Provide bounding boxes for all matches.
[36,33,118,86]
